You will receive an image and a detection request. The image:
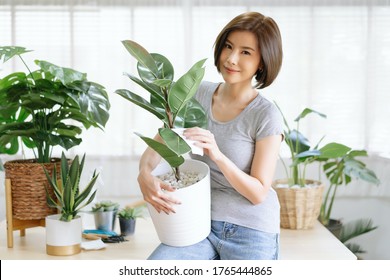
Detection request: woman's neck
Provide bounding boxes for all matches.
[219,82,257,106]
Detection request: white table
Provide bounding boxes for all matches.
[0,215,356,260]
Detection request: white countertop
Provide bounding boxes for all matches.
[0,214,357,260]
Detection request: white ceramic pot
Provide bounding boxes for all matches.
[149,159,211,247]
[45,214,82,256]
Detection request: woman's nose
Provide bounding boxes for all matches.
[227,51,238,65]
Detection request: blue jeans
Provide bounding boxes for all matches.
[148,220,279,260]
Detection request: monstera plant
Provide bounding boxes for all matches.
[0,46,110,163]
[115,40,207,180]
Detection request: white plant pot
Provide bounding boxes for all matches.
[149,159,211,247]
[45,214,82,256]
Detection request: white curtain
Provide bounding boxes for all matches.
[1,0,390,198]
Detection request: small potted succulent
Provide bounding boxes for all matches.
[115,40,211,246]
[91,200,120,232]
[117,203,146,236]
[44,152,98,256]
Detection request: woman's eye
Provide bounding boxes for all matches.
[224,43,232,49]
[242,51,251,55]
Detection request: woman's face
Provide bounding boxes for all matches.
[219,30,261,86]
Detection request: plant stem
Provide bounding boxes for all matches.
[163,87,181,181]
[279,155,289,181]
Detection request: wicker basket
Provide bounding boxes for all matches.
[4,158,61,220]
[273,179,325,230]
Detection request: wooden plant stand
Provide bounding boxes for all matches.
[5,179,46,248]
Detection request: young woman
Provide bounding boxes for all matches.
[137,11,284,260]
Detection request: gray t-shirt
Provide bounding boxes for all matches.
[191,81,283,233]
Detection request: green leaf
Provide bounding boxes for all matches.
[174,98,208,129]
[339,218,378,243]
[0,46,32,63]
[295,149,321,158]
[137,53,174,83]
[0,135,19,154]
[123,72,166,106]
[69,81,110,128]
[122,40,158,77]
[285,130,311,154]
[36,60,86,85]
[319,142,351,159]
[75,175,98,210]
[343,158,380,185]
[168,59,206,117]
[294,108,326,122]
[153,79,172,88]
[159,128,191,156]
[115,89,167,125]
[134,132,185,168]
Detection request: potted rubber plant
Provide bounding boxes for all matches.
[44,152,98,256]
[115,40,210,246]
[117,203,146,236]
[0,46,110,222]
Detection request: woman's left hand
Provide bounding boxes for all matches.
[183,127,222,162]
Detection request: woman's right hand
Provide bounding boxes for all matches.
[137,169,181,214]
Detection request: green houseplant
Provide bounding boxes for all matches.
[114,40,211,246]
[117,204,146,236]
[115,40,207,181]
[0,46,110,221]
[92,200,120,212]
[274,103,380,253]
[0,46,110,163]
[44,152,98,256]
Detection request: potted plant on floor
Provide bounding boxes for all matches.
[91,200,120,232]
[117,202,146,236]
[318,145,380,237]
[115,40,210,246]
[44,152,98,256]
[0,46,110,222]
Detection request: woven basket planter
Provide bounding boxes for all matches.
[4,158,61,220]
[273,179,324,230]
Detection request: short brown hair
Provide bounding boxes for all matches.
[214,11,283,89]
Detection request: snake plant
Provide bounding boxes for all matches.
[44,152,98,221]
